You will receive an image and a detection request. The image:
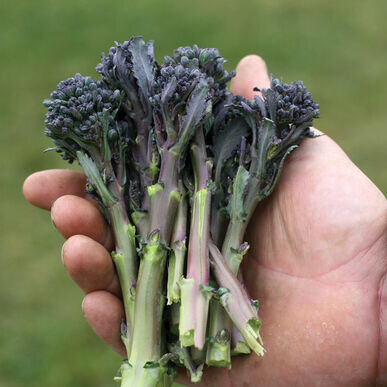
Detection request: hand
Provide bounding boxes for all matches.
[23,56,387,386]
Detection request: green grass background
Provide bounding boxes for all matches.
[0,0,385,386]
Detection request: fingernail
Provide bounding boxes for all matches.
[51,200,57,228]
[60,243,65,265]
[81,297,86,313]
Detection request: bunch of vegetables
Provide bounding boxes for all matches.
[43,36,319,386]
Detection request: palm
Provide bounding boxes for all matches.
[193,134,386,386]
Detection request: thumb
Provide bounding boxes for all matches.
[230,55,270,100]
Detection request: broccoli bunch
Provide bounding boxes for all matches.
[43,36,319,387]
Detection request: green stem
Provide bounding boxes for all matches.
[109,202,137,355]
[167,182,187,305]
[169,342,204,383]
[149,150,180,243]
[231,322,251,355]
[77,151,137,357]
[121,147,182,385]
[169,303,180,336]
[167,242,186,305]
[179,187,212,349]
[206,299,231,368]
[207,166,251,365]
[221,220,245,273]
[179,129,212,350]
[208,240,264,356]
[122,239,169,386]
[207,219,251,362]
[190,345,206,365]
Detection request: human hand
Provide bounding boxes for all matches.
[23,55,387,386]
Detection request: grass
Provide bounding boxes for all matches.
[0,0,385,386]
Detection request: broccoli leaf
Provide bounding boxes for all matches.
[213,118,249,187]
[129,37,155,100]
[226,165,250,221]
[176,82,211,152]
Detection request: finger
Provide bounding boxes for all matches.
[82,291,126,357]
[230,55,270,100]
[62,235,120,295]
[23,169,87,210]
[51,195,114,249]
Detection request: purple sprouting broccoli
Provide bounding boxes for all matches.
[206,77,319,366]
[149,49,214,353]
[42,37,320,387]
[167,45,235,102]
[44,73,137,358]
[97,37,158,236]
[44,74,122,163]
[123,47,218,385]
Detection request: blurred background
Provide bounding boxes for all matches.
[0,0,385,386]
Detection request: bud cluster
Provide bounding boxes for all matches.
[44,73,121,161]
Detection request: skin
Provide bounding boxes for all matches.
[23,55,386,386]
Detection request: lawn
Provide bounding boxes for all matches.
[0,1,385,386]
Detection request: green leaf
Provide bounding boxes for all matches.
[215,287,229,299]
[213,118,249,187]
[215,328,231,345]
[206,180,217,194]
[129,37,155,100]
[176,82,211,152]
[76,151,117,206]
[251,118,277,180]
[161,78,178,134]
[228,165,250,221]
[43,146,61,153]
[213,118,249,166]
[114,360,131,381]
[251,299,259,311]
[114,47,137,102]
[161,77,177,104]
[261,144,298,198]
[199,284,215,296]
[261,80,277,122]
[203,114,214,135]
[143,361,159,369]
[183,83,209,129]
[267,144,279,160]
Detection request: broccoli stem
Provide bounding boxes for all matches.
[169,303,180,336]
[206,221,253,361]
[179,129,212,350]
[207,166,251,364]
[167,184,187,305]
[77,151,137,356]
[167,242,186,304]
[122,239,169,387]
[169,342,204,383]
[179,188,212,349]
[230,271,252,355]
[109,202,137,355]
[206,299,231,367]
[190,345,206,365]
[208,240,264,356]
[222,220,245,273]
[231,319,251,356]
[148,150,180,243]
[121,148,182,386]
